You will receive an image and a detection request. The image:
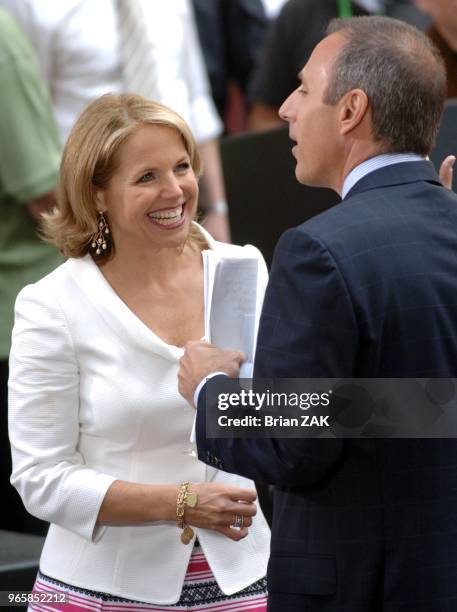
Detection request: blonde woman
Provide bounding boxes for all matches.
[8,94,269,611]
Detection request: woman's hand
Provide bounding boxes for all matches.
[184,483,257,541]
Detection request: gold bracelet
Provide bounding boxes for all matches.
[176,482,198,545]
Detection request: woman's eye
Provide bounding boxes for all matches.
[138,171,155,183]
[298,89,307,95]
[176,161,190,173]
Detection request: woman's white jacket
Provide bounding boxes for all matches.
[8,227,270,605]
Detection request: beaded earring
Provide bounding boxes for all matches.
[91,211,110,255]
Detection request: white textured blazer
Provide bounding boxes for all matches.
[8,225,270,605]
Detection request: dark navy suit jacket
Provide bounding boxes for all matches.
[196,161,457,611]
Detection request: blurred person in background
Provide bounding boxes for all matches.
[192,0,268,134]
[248,0,376,132]
[248,0,430,132]
[0,0,231,242]
[415,0,457,98]
[0,7,62,536]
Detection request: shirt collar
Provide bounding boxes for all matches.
[341,153,424,200]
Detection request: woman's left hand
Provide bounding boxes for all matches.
[183,482,257,541]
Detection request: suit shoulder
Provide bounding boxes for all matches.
[297,196,364,235]
[292,183,407,243]
[274,193,381,261]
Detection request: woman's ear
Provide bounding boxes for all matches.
[94,189,106,213]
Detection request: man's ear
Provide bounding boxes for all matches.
[338,89,369,136]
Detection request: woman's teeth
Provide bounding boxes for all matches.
[148,205,183,225]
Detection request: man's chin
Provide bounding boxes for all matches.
[295,165,331,190]
[295,166,314,187]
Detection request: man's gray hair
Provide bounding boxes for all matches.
[325,16,446,155]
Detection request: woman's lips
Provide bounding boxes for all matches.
[147,203,186,229]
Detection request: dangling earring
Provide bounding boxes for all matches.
[91,211,110,255]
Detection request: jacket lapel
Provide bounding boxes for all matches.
[67,254,185,362]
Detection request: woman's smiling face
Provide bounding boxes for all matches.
[96,124,199,255]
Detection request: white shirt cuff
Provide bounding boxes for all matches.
[190,372,229,443]
[193,371,229,408]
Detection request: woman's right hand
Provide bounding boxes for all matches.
[183,483,258,541]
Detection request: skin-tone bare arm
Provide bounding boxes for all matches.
[248,103,283,132]
[98,482,178,523]
[97,479,257,541]
[26,189,57,222]
[198,138,231,243]
[415,0,457,52]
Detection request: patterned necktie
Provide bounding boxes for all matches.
[116,0,160,100]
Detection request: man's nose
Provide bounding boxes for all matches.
[279,92,295,122]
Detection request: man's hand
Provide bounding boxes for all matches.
[439,155,455,190]
[178,340,245,406]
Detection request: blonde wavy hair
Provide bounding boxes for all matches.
[42,93,207,259]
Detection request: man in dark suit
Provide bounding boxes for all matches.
[179,16,457,611]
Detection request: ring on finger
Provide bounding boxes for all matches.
[233,514,244,529]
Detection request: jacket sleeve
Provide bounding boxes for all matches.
[8,282,116,542]
[196,226,358,486]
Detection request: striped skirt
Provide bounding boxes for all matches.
[29,542,267,611]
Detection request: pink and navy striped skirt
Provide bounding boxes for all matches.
[29,541,267,611]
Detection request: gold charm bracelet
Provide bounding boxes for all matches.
[176,482,198,545]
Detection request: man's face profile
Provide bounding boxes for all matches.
[279,33,347,190]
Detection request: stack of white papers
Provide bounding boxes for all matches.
[202,250,261,378]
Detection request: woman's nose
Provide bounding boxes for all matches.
[161,173,184,198]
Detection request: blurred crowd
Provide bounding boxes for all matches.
[0,0,456,536]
